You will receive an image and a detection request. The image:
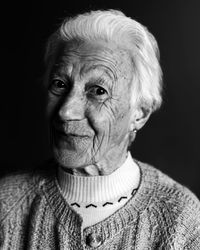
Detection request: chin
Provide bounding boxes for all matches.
[53,147,94,169]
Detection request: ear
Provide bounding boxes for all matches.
[130,107,152,131]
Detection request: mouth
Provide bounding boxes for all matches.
[53,127,91,139]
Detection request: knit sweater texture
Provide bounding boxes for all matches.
[0,160,200,249]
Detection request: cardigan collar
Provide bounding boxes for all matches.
[40,159,158,245]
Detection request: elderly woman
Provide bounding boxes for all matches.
[0,9,200,249]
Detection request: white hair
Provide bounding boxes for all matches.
[45,9,163,112]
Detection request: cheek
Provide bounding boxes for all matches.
[87,108,108,132]
[111,101,132,140]
[46,95,59,119]
[113,114,131,142]
[86,100,131,142]
[85,105,111,142]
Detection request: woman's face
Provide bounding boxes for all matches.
[46,40,135,174]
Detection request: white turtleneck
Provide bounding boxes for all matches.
[57,152,140,229]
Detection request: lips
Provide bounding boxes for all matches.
[52,121,92,138]
[57,130,90,138]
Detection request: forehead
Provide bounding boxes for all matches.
[52,40,134,83]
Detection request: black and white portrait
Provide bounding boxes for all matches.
[1,1,200,249]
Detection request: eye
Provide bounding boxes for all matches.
[49,79,68,95]
[87,86,108,96]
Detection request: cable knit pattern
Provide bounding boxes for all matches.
[0,161,200,249]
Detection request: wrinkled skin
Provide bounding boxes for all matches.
[46,40,146,176]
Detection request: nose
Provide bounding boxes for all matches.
[58,91,85,121]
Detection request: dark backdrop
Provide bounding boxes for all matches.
[1,0,200,198]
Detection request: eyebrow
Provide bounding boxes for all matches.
[50,63,70,81]
[86,77,107,87]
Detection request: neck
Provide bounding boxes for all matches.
[57,151,140,204]
[59,150,128,176]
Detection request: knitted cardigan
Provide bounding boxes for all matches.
[0,161,200,250]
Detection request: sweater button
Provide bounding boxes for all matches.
[85,233,102,248]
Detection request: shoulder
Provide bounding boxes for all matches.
[138,161,200,247]
[0,160,56,221]
[137,160,200,209]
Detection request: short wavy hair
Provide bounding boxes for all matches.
[45,9,163,112]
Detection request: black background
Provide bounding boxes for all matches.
[1,0,200,198]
